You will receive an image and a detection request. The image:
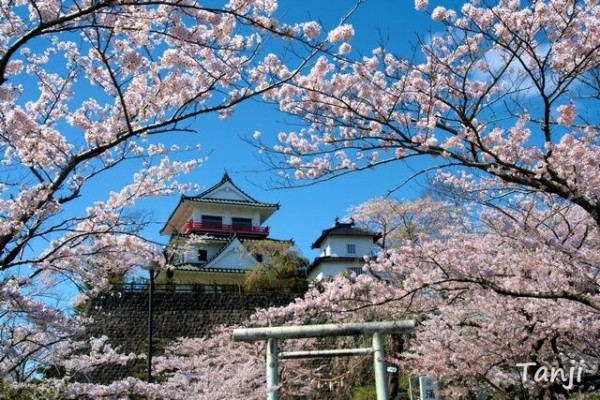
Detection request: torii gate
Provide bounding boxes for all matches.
[232,320,415,400]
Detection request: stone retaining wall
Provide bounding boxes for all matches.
[82,289,304,383]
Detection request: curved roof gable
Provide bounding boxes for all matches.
[184,173,278,208]
[160,173,279,236]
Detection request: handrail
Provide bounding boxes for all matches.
[182,220,269,235]
[111,282,242,293]
[109,282,307,294]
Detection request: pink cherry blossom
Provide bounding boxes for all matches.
[327,24,355,44]
[415,0,428,11]
[248,1,600,397]
[256,193,600,397]
[0,0,327,389]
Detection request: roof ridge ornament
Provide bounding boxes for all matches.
[335,217,355,227]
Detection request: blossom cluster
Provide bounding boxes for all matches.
[0,0,327,387]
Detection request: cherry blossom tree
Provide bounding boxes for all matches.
[43,196,599,398]
[28,327,320,399]
[49,329,271,399]
[258,193,600,397]
[258,0,600,226]
[250,0,600,397]
[346,196,462,248]
[0,0,352,386]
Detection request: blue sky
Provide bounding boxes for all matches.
[140,1,448,260]
[141,0,444,259]
[2,0,458,289]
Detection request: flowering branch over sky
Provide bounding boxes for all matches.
[249,0,600,397]
[258,0,600,225]
[0,0,346,383]
[2,0,600,398]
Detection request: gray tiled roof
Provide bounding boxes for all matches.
[311,219,381,249]
[183,172,279,208]
[306,256,366,273]
[183,197,279,208]
[171,264,247,274]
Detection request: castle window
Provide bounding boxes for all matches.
[202,215,222,229]
[232,217,252,231]
[347,244,356,255]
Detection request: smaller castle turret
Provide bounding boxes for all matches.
[306,219,381,282]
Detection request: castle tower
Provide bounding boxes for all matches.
[159,173,283,287]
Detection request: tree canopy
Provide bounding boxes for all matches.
[252,0,600,397]
[2,0,600,398]
[0,0,336,386]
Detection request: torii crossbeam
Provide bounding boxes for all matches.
[232,320,415,400]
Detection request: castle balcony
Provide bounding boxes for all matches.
[182,220,269,237]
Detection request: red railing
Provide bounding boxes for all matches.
[182,220,269,236]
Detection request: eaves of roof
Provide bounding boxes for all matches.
[168,235,292,246]
[172,264,247,274]
[160,173,279,235]
[169,234,231,242]
[311,224,381,249]
[186,172,278,208]
[182,197,279,209]
[160,197,185,235]
[306,256,366,273]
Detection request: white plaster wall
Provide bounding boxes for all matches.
[307,270,325,282]
[307,259,367,282]
[321,236,374,257]
[307,263,345,281]
[206,182,247,201]
[214,248,256,270]
[180,242,226,264]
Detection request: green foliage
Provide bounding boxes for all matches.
[242,240,308,292]
[131,337,167,383]
[0,380,60,400]
[394,373,410,391]
[72,298,90,317]
[352,384,377,400]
